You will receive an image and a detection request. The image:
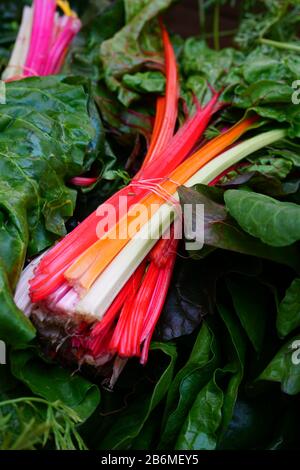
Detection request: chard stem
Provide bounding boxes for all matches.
[213,1,220,50]
[198,0,206,38]
[2,6,33,80]
[259,37,300,53]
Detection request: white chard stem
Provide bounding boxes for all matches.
[2,6,33,80]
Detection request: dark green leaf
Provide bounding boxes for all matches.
[94,82,153,145]
[175,374,223,450]
[157,252,261,342]
[218,398,278,450]
[277,278,300,337]
[0,264,35,346]
[266,402,300,450]
[64,0,125,81]
[0,75,101,344]
[217,304,245,433]
[175,303,246,450]
[131,411,160,450]
[10,348,100,420]
[275,147,300,168]
[227,276,269,352]
[98,342,177,449]
[258,335,300,395]
[159,322,218,448]
[236,1,300,50]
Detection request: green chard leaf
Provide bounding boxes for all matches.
[226,276,269,353]
[100,0,174,106]
[0,75,101,345]
[181,38,244,91]
[122,71,165,94]
[175,305,246,450]
[236,1,300,50]
[277,278,300,337]
[258,335,300,395]
[175,373,224,450]
[179,185,300,271]
[159,322,219,449]
[223,45,300,137]
[10,348,100,421]
[130,411,160,450]
[246,154,293,180]
[98,342,177,450]
[64,0,125,81]
[94,81,154,150]
[0,263,35,346]
[224,189,300,248]
[156,252,261,343]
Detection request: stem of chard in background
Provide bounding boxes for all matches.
[2,0,81,81]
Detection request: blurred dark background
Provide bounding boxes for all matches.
[166,0,241,46]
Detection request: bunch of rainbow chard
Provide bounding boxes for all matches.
[2,0,80,81]
[15,20,286,380]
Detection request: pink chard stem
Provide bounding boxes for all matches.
[24,0,57,76]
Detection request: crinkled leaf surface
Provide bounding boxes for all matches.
[224,189,300,247]
[0,75,101,345]
[100,0,174,106]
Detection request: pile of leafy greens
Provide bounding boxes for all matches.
[1,0,300,450]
